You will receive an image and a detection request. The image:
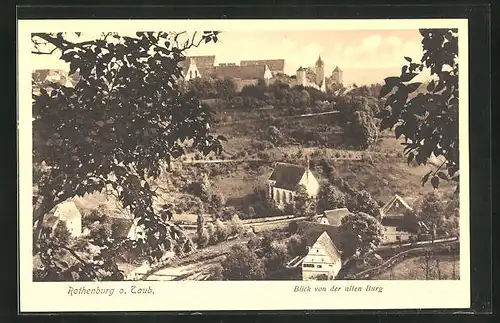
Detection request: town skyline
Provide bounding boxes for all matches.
[30,29,431,85]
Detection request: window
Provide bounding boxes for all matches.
[303,263,314,268]
[276,189,280,203]
[189,70,193,79]
[195,70,198,77]
[281,190,286,203]
[289,192,293,202]
[317,265,322,268]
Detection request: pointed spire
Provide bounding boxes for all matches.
[316,55,324,67]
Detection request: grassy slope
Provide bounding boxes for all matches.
[370,254,460,280]
[69,101,455,222]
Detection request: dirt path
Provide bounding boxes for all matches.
[146,254,225,281]
[142,237,249,281]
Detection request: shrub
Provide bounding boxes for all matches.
[228,215,244,236]
[207,264,224,280]
[214,219,229,242]
[221,244,266,280]
[205,223,216,245]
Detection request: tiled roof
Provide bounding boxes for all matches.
[240,59,285,72]
[380,194,413,217]
[269,163,306,191]
[211,65,269,80]
[296,221,343,252]
[313,231,342,262]
[323,208,350,226]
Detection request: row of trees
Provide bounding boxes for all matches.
[194,215,244,248]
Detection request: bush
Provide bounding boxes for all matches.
[207,264,224,280]
[205,222,216,245]
[228,215,244,236]
[221,244,266,280]
[214,219,229,242]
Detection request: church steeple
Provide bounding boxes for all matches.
[315,55,324,67]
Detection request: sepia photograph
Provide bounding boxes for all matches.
[18,18,470,312]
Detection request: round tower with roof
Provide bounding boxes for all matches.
[332,66,343,84]
[315,55,325,88]
[296,66,306,86]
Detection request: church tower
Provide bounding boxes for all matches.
[315,55,325,90]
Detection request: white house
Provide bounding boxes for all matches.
[178,58,202,81]
[267,160,320,207]
[45,200,82,237]
[301,231,342,280]
[379,194,418,244]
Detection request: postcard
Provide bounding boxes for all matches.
[18,18,469,312]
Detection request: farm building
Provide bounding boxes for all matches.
[379,194,426,244]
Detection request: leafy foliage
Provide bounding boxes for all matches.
[377,29,459,190]
[339,212,382,259]
[31,31,224,280]
[418,192,445,240]
[316,183,346,212]
[221,244,266,280]
[293,185,316,217]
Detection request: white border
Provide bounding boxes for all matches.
[18,18,470,312]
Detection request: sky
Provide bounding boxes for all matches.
[31,29,429,85]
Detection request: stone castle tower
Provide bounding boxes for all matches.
[332,66,343,84]
[315,55,325,88]
[296,66,306,86]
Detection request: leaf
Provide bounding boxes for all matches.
[401,73,418,82]
[407,152,414,165]
[435,81,445,92]
[421,171,432,187]
[437,171,449,180]
[426,80,435,92]
[406,82,422,93]
[217,135,228,142]
[404,56,412,62]
[430,176,440,189]
[395,125,404,139]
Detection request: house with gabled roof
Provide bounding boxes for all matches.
[295,221,344,280]
[315,208,350,226]
[379,194,426,244]
[42,200,83,237]
[267,159,319,208]
[178,58,202,81]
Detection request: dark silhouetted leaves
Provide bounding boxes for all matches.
[422,170,433,187]
[430,176,440,189]
[378,28,459,191]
